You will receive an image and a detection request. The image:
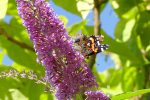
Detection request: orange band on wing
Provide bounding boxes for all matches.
[89,37,95,51]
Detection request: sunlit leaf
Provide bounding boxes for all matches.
[122,67,137,92]
[115,19,127,40]
[92,65,103,86]
[0,50,5,64]
[7,0,18,16]
[110,0,143,18]
[59,15,68,26]
[136,11,150,48]
[76,0,93,19]
[8,16,31,45]
[68,20,87,36]
[52,0,81,16]
[0,0,8,20]
[9,89,27,100]
[122,19,135,42]
[40,93,55,100]
[146,45,150,61]
[108,69,122,87]
[122,6,138,19]
[0,67,23,99]
[135,68,145,90]
[0,35,44,73]
[111,89,150,100]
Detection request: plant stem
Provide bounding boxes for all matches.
[89,0,107,69]
[0,27,34,52]
[94,0,100,35]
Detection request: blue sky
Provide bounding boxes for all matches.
[3,1,119,72]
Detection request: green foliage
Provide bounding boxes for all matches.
[53,0,81,16]
[53,0,95,19]
[0,0,150,99]
[67,20,87,36]
[110,0,143,19]
[0,0,8,20]
[111,89,150,100]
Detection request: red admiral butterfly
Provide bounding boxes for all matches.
[74,34,109,57]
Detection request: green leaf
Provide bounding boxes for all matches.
[0,16,32,46]
[122,19,135,42]
[0,17,45,73]
[122,6,138,19]
[122,67,137,92]
[115,19,127,41]
[0,34,44,74]
[0,49,5,64]
[0,64,14,71]
[9,89,28,100]
[40,93,55,100]
[111,89,150,100]
[0,0,8,20]
[83,25,94,36]
[7,0,18,16]
[52,0,106,19]
[108,69,122,87]
[135,68,145,90]
[146,45,150,61]
[53,0,81,16]
[0,66,23,99]
[0,65,51,100]
[110,0,142,18]
[58,15,68,26]
[76,0,93,19]
[0,78,19,99]
[136,11,150,48]
[6,16,31,45]
[0,76,50,100]
[68,20,87,36]
[91,65,103,86]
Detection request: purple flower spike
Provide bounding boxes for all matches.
[16,0,97,99]
[85,91,109,100]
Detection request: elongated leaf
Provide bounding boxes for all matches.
[0,0,8,20]
[68,20,87,36]
[0,34,44,74]
[5,16,32,45]
[0,50,5,64]
[7,0,18,16]
[0,17,44,73]
[115,19,126,40]
[76,0,93,19]
[109,0,142,18]
[122,67,137,92]
[136,11,150,48]
[108,69,122,87]
[53,0,81,16]
[9,89,28,100]
[111,89,150,100]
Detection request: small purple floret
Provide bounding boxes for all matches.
[85,90,109,100]
[16,0,97,99]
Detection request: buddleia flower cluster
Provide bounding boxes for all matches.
[16,0,109,99]
[16,0,97,99]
